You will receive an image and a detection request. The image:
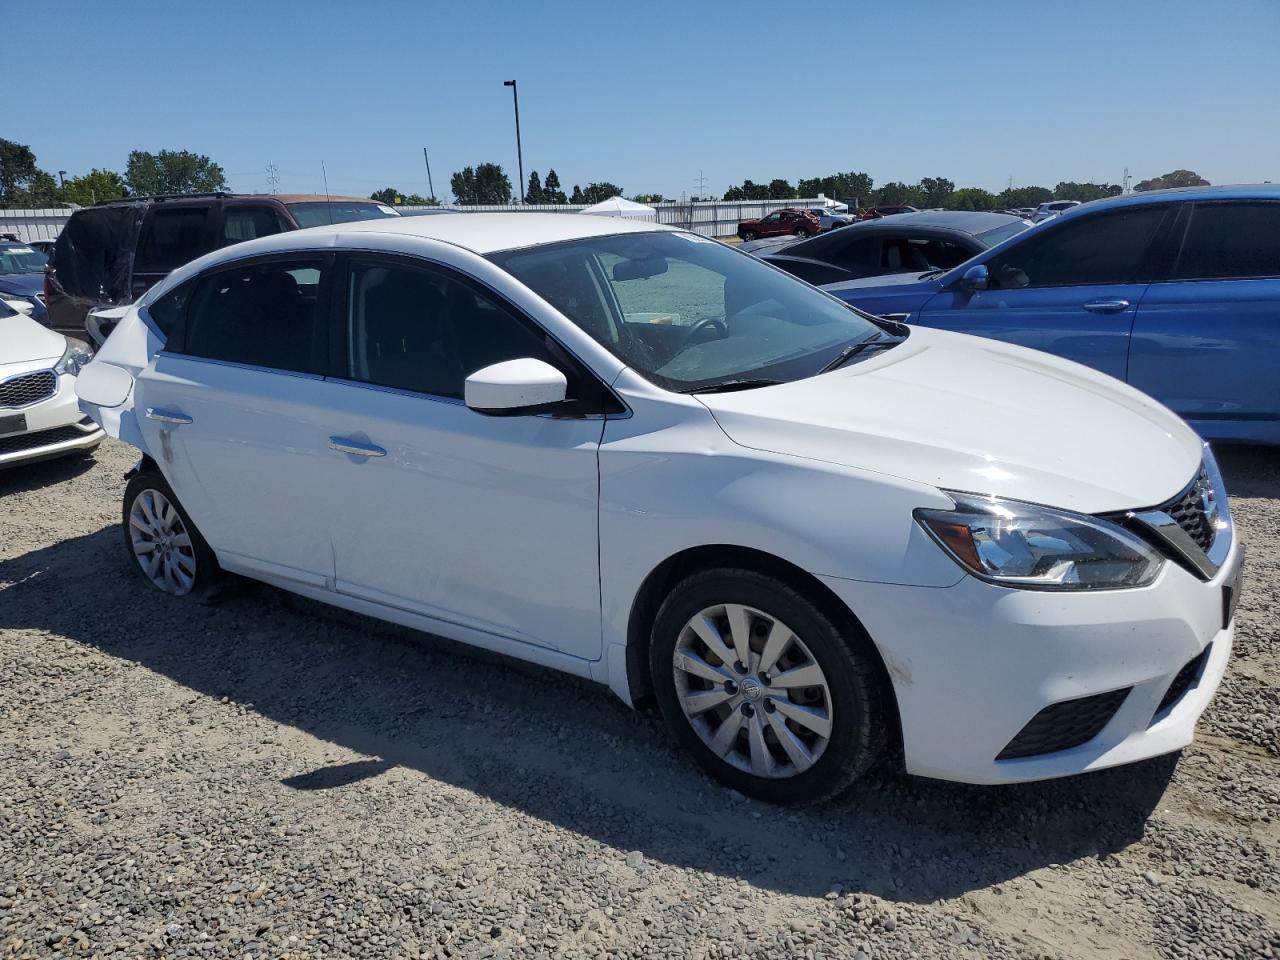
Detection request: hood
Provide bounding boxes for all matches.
[824,270,943,295]
[1,313,65,365]
[0,273,44,296]
[697,327,1202,514]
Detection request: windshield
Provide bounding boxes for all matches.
[976,219,1034,247]
[286,201,400,229]
[0,243,48,274]
[490,231,892,392]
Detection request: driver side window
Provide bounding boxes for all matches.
[986,206,1170,289]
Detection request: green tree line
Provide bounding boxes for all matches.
[1,138,228,206]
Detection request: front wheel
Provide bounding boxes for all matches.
[122,471,222,600]
[739,230,757,242]
[650,568,887,804]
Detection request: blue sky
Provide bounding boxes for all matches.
[9,0,1278,200]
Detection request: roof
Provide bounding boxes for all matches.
[844,210,1025,235]
[89,192,376,207]
[1054,183,1280,219]
[295,211,678,254]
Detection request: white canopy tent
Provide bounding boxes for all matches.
[579,196,656,220]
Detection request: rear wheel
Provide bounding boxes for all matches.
[122,471,222,600]
[651,568,887,804]
[793,228,808,237]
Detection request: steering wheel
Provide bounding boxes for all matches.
[678,317,728,350]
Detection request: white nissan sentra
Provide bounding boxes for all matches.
[78,214,1242,804]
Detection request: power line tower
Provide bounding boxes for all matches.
[265,163,280,194]
[694,170,709,201]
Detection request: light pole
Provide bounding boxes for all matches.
[503,79,525,204]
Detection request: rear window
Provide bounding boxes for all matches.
[0,243,47,274]
[286,201,400,228]
[1173,202,1280,281]
[136,208,213,272]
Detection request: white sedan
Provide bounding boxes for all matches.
[0,301,103,468]
[77,213,1240,803]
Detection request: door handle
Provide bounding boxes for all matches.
[328,437,386,458]
[1082,299,1131,314]
[145,408,193,425]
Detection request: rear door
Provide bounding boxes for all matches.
[132,204,218,298]
[915,204,1174,380]
[132,254,337,588]
[1130,200,1280,435]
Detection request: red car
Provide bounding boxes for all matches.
[736,208,820,241]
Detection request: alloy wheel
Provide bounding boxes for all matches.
[672,603,833,778]
[128,488,197,596]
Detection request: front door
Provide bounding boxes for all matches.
[916,204,1174,381]
[132,255,337,588]
[318,256,606,659]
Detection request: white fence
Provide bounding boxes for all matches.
[0,207,69,242]
[0,197,830,242]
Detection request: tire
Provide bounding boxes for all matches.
[740,230,757,242]
[650,568,887,804]
[793,228,808,237]
[122,471,223,601]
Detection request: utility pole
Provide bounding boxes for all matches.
[503,80,525,204]
[422,147,436,202]
[57,171,67,187]
[265,163,280,194]
[1123,167,1132,194]
[694,169,708,201]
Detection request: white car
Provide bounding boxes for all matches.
[0,301,103,468]
[806,207,857,231]
[77,213,1241,804]
[1032,199,1081,222]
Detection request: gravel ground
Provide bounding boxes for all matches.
[1,439,1277,959]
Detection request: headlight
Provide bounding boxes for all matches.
[54,338,94,377]
[915,492,1163,590]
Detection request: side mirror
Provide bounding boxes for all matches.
[960,264,989,292]
[465,358,568,416]
[612,256,668,281]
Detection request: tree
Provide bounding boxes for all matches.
[874,181,926,207]
[797,171,874,204]
[631,193,665,203]
[722,179,770,201]
[370,187,435,205]
[450,163,512,204]
[543,169,567,204]
[60,168,127,206]
[0,138,59,205]
[124,149,228,196]
[947,187,998,211]
[1134,169,1209,192]
[526,171,545,204]
[1053,181,1122,202]
[768,179,795,199]
[569,184,585,204]
[919,177,956,208]
[581,182,624,203]
[995,184,1052,209]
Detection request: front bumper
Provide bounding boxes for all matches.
[0,370,105,468]
[820,538,1241,785]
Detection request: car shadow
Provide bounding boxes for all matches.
[0,450,98,494]
[2,524,1177,904]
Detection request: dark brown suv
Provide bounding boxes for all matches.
[45,192,400,341]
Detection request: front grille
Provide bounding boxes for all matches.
[0,424,88,456]
[996,688,1131,761]
[1161,466,1217,553]
[1154,645,1212,718]
[0,370,57,408]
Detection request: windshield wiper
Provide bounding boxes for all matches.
[684,378,784,394]
[819,335,901,373]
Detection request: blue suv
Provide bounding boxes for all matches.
[823,185,1280,444]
